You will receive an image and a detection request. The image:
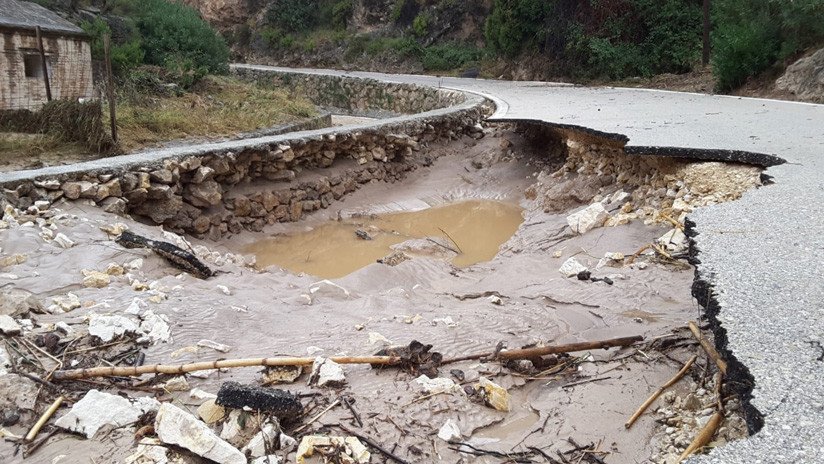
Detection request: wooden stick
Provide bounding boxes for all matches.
[293,399,340,434]
[677,411,723,462]
[103,32,117,142]
[25,396,63,442]
[442,335,643,365]
[52,355,399,381]
[625,355,697,429]
[35,26,51,101]
[689,322,727,375]
[336,424,412,464]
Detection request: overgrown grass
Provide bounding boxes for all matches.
[115,75,316,151]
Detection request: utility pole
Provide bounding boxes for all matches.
[35,26,52,101]
[702,0,711,65]
[103,32,117,143]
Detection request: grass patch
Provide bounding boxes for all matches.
[116,75,316,151]
[0,133,90,170]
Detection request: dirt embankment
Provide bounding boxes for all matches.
[0,125,760,463]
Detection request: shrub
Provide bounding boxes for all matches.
[80,18,144,76]
[422,44,483,71]
[0,100,113,152]
[120,0,229,79]
[412,12,430,37]
[331,0,353,29]
[266,0,317,32]
[712,0,824,91]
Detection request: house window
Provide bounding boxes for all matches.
[23,54,52,78]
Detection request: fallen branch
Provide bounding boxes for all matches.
[442,335,643,365]
[677,411,723,462]
[437,227,464,254]
[625,355,697,429]
[25,396,63,442]
[688,321,728,375]
[52,355,399,381]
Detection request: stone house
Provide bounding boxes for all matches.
[0,0,94,110]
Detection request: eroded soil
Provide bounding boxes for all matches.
[0,127,751,463]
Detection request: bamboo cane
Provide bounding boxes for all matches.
[25,396,63,442]
[52,355,399,381]
[677,411,723,462]
[442,335,643,365]
[625,355,697,429]
[688,321,727,375]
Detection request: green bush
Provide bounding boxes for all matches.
[712,0,824,92]
[412,12,430,37]
[266,0,317,32]
[119,0,229,80]
[485,0,549,57]
[331,0,353,29]
[80,18,144,76]
[422,44,483,71]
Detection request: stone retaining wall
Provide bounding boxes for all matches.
[0,72,486,239]
[233,67,466,117]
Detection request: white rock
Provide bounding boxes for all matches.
[55,390,160,438]
[438,419,462,442]
[216,285,231,296]
[124,439,170,464]
[55,321,74,334]
[487,295,503,305]
[566,203,609,234]
[558,257,587,277]
[82,270,110,288]
[197,399,225,424]
[242,423,280,458]
[296,436,370,464]
[125,298,147,316]
[53,233,75,249]
[52,293,81,312]
[139,310,171,344]
[367,332,392,346]
[197,339,231,353]
[154,403,245,464]
[306,346,324,355]
[252,456,282,464]
[610,190,630,204]
[309,357,346,387]
[189,388,217,401]
[308,280,350,299]
[415,375,463,395]
[658,228,688,253]
[88,314,140,342]
[0,346,10,375]
[432,316,458,327]
[162,376,189,392]
[126,258,144,271]
[0,315,22,335]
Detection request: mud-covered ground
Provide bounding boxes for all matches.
[0,128,752,463]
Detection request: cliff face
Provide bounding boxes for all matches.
[182,0,256,29]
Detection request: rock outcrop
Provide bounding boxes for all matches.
[776,48,824,103]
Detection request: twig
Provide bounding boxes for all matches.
[626,244,651,264]
[442,335,643,365]
[341,395,363,428]
[677,411,723,462]
[561,376,612,389]
[437,227,464,254]
[625,355,697,429]
[336,424,411,464]
[23,428,57,459]
[52,355,400,380]
[25,396,64,442]
[293,399,341,434]
[688,321,728,375]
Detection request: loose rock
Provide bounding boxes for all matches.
[154,403,245,464]
[54,389,160,438]
[308,357,347,387]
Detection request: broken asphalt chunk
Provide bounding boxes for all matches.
[215,381,303,420]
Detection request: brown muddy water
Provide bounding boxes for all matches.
[244,200,524,278]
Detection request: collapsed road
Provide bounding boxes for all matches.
[0,66,821,464]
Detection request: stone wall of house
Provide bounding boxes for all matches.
[0,30,95,110]
[0,73,487,239]
[232,67,466,117]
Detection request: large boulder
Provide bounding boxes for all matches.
[776,48,824,103]
[0,287,43,316]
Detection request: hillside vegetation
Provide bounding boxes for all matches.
[208,0,823,92]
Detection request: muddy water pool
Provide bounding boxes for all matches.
[244,199,524,278]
